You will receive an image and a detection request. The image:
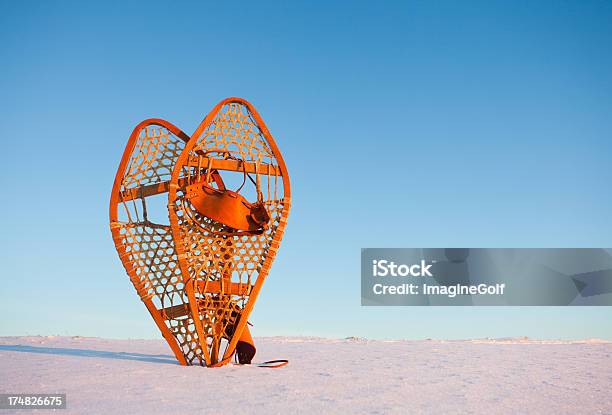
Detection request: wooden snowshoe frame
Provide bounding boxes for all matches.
[109,98,290,367]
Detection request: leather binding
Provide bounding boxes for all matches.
[185,150,270,235]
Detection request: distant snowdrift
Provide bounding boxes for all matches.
[1,336,610,414]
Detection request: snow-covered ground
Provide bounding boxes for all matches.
[1,335,610,414]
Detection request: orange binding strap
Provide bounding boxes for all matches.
[256,360,289,368]
[234,325,288,368]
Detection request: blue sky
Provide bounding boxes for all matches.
[1,1,611,340]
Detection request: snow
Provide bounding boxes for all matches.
[1,336,611,414]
